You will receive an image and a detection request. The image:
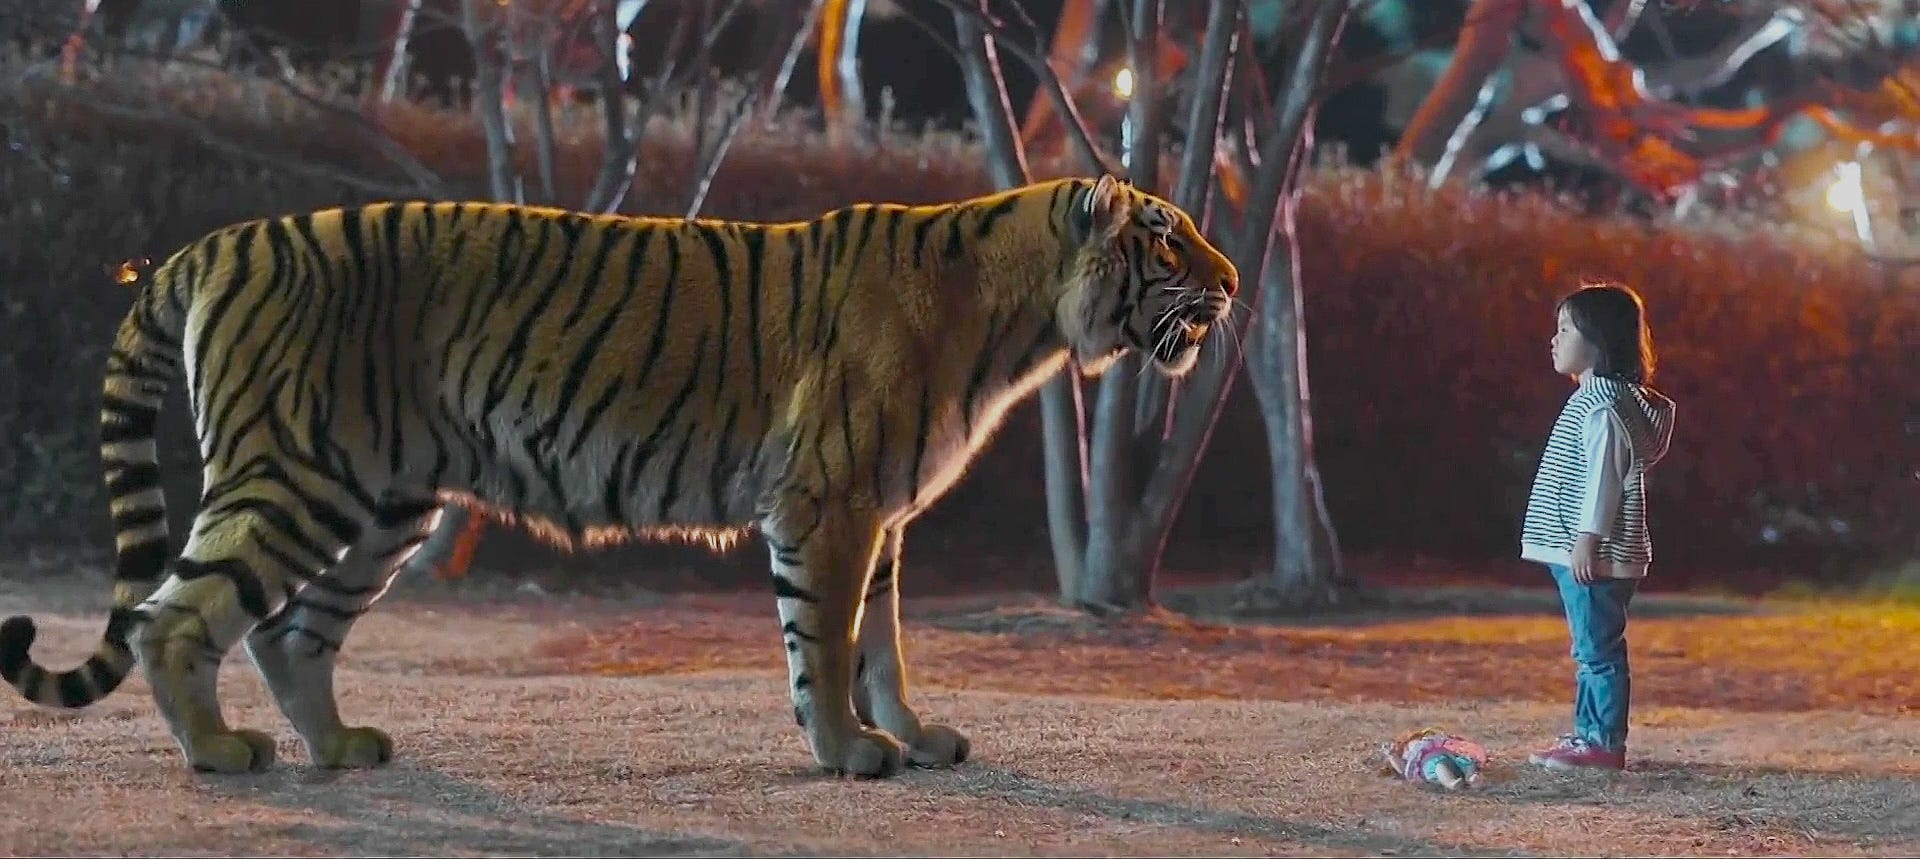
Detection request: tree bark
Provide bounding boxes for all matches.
[1389,0,1523,167]
[819,0,869,136]
[584,0,642,215]
[955,0,1091,606]
[1078,0,1163,613]
[459,0,520,203]
[524,21,561,205]
[1238,0,1349,609]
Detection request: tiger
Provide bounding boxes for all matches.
[0,172,1238,779]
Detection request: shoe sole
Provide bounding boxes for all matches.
[1530,755,1625,771]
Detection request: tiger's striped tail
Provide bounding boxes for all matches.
[0,262,185,708]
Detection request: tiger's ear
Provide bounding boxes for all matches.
[1084,173,1133,239]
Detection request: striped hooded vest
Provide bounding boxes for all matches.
[1519,375,1676,576]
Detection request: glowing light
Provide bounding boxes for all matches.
[1826,161,1865,213]
[1113,67,1134,101]
[113,257,148,286]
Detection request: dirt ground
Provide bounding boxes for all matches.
[1,557,1915,858]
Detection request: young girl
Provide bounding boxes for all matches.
[1520,282,1676,771]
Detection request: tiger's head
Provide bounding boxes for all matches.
[1056,173,1239,378]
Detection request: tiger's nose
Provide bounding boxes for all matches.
[1218,275,1238,297]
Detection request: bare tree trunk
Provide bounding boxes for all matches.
[955,0,1090,604]
[833,0,868,124]
[409,0,529,582]
[1077,0,1164,613]
[1135,0,1237,455]
[1125,0,1349,614]
[947,0,1349,615]
[524,24,561,204]
[460,0,520,202]
[1239,0,1350,610]
[584,0,644,214]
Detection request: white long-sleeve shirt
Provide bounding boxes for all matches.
[1574,406,1631,539]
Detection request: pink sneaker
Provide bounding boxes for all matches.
[1527,735,1626,771]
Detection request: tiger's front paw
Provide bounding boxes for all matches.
[907,723,971,768]
[312,726,394,769]
[188,728,277,774]
[819,726,907,779]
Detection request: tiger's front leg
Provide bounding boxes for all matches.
[762,490,907,778]
[853,527,970,768]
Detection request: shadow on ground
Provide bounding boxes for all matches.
[190,764,804,857]
[1479,758,1920,844]
[932,764,1518,858]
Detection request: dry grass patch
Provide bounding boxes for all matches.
[538,588,1920,716]
[1,570,1914,857]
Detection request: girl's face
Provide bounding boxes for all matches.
[1551,306,1597,377]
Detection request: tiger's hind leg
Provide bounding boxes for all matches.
[132,494,363,773]
[851,526,970,768]
[244,500,438,769]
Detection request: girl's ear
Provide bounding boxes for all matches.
[1085,173,1134,239]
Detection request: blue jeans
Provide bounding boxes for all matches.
[1547,563,1638,751]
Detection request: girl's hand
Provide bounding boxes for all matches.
[1572,534,1601,584]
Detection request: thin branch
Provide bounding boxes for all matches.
[587,0,697,212]
[888,2,971,76]
[929,0,1117,174]
[80,40,448,196]
[460,0,519,202]
[684,0,821,217]
[759,0,828,123]
[45,95,436,199]
[523,19,561,204]
[682,85,756,218]
[374,0,425,103]
[584,0,640,213]
[1173,0,1241,220]
[1141,0,1241,443]
[1086,0,1160,601]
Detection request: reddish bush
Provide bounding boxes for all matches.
[1,62,1911,585]
[1290,168,1917,574]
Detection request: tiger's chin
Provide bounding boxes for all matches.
[1148,319,1209,377]
[1151,342,1202,377]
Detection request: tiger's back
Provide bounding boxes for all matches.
[195,201,793,545]
[198,197,1058,546]
[1,175,1239,780]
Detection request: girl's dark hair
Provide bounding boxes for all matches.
[1558,282,1657,384]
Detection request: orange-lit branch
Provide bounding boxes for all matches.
[430,508,490,581]
[817,0,862,131]
[1533,0,1911,199]
[59,0,102,84]
[1806,104,1920,152]
[1019,0,1103,146]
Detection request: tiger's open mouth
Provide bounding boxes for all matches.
[1143,284,1230,369]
